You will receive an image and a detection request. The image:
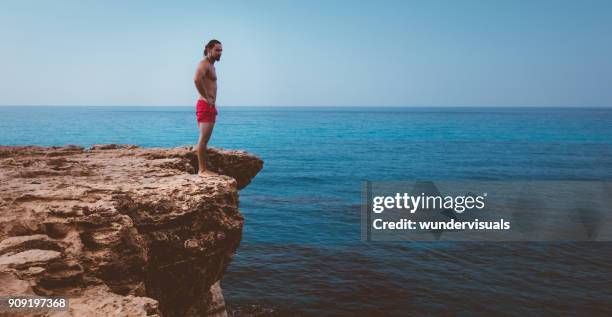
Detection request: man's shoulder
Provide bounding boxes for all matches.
[198,58,210,68]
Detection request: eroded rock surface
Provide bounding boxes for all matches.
[0,144,263,317]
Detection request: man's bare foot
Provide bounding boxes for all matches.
[198,169,218,177]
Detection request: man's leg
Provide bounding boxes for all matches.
[196,121,217,176]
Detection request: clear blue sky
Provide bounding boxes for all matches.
[1,0,611,107]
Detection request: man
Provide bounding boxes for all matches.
[194,39,222,176]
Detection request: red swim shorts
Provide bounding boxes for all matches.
[196,99,218,123]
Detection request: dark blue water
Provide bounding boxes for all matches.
[2,106,612,316]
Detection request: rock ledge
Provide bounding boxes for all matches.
[0,144,264,317]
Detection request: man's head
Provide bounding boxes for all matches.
[204,39,222,61]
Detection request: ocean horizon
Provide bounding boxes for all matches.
[2,105,611,316]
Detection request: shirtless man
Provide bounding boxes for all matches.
[193,39,222,176]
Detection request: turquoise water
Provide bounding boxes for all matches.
[2,106,612,316]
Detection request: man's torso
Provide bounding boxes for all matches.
[201,59,217,105]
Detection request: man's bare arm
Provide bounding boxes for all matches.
[194,61,211,104]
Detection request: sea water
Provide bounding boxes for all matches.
[1,106,611,316]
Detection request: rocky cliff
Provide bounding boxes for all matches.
[0,144,263,316]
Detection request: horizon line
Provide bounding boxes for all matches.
[1,105,612,108]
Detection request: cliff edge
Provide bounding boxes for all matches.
[0,144,264,317]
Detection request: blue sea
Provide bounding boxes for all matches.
[1,106,612,316]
